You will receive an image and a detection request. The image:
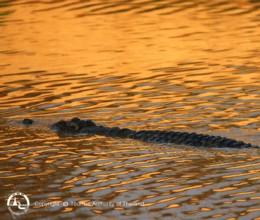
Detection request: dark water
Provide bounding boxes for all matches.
[0,0,260,219]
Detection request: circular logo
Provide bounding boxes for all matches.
[7,192,30,216]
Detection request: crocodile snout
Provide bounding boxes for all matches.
[22,118,34,125]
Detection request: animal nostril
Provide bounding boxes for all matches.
[22,118,34,125]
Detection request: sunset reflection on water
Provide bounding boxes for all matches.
[0,0,259,219]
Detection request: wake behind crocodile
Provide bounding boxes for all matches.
[21,118,259,149]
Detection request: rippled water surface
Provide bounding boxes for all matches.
[0,0,260,219]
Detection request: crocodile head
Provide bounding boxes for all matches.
[50,117,96,134]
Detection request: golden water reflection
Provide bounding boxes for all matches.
[0,0,260,219]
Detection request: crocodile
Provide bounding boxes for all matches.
[22,118,259,149]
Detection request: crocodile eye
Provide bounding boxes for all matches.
[71,117,81,123]
[86,120,96,126]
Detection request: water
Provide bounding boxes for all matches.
[0,0,260,219]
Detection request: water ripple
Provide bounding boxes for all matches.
[0,0,260,219]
